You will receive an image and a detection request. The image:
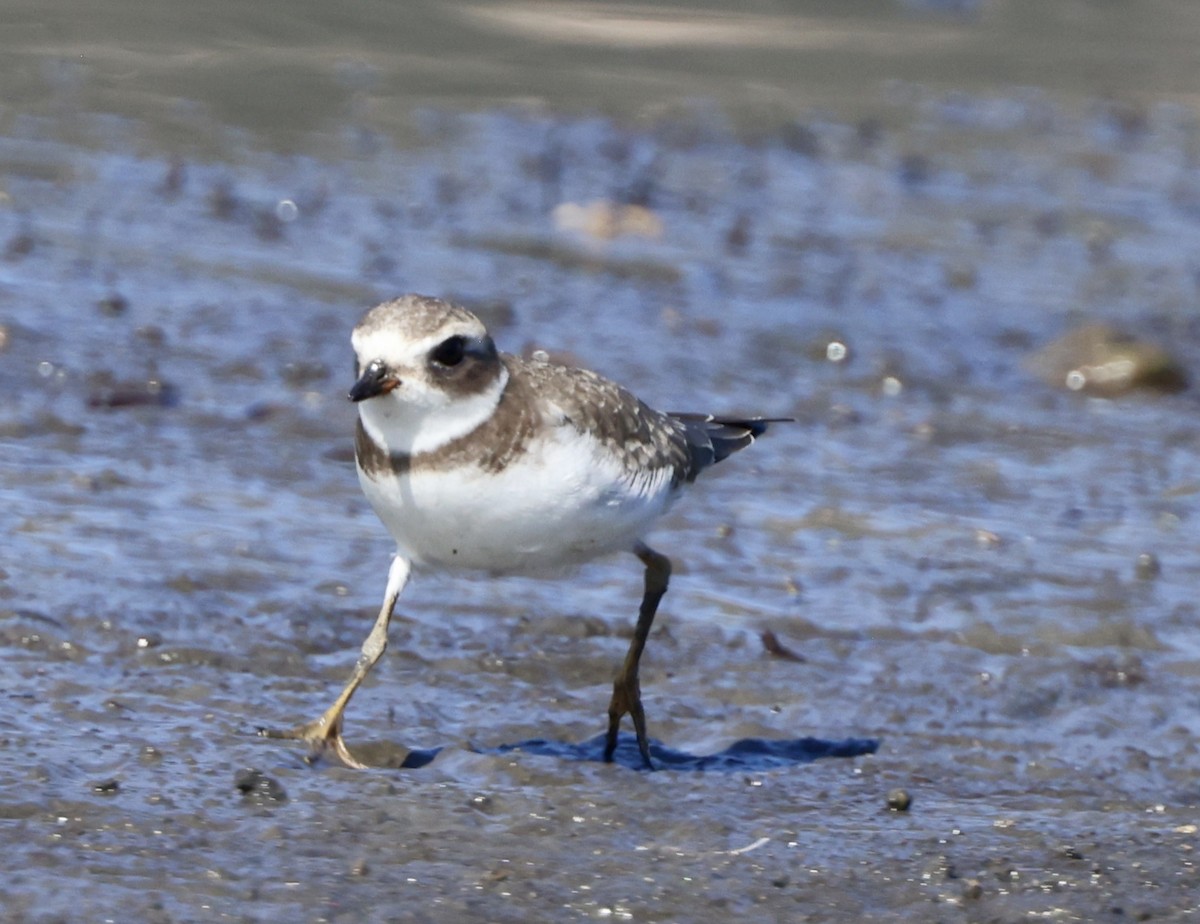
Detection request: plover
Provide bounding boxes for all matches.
[263,294,787,769]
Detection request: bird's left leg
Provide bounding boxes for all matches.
[605,541,671,769]
[259,554,411,769]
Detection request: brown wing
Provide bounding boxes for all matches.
[508,355,788,487]
[509,356,691,483]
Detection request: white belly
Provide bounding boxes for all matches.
[358,428,677,574]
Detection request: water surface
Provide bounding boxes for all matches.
[3,3,1200,921]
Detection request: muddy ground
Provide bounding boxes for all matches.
[3,3,1200,922]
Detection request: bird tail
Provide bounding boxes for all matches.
[669,414,791,476]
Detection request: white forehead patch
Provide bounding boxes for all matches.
[352,296,489,370]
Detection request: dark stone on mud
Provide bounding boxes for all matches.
[87,376,180,409]
[234,768,288,804]
[97,293,129,316]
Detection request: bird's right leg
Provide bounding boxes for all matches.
[259,554,411,769]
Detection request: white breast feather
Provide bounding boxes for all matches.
[357,425,678,575]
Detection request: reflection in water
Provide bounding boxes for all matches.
[492,732,880,772]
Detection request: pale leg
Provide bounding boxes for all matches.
[605,542,671,769]
[260,555,411,769]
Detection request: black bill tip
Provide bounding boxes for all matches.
[349,360,394,402]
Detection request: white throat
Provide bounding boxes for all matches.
[358,365,509,457]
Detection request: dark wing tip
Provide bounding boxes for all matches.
[715,416,793,439]
[669,414,791,476]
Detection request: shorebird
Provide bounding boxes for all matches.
[263,295,787,769]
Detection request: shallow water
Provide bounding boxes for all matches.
[4,3,1200,922]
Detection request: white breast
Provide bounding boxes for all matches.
[357,426,678,575]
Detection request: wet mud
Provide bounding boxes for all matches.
[4,4,1200,922]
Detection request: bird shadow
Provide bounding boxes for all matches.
[401,732,880,772]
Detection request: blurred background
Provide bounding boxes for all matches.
[8,1,1200,151]
[4,2,1200,921]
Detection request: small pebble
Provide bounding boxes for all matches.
[1134,552,1161,580]
[469,793,496,814]
[87,378,179,409]
[5,232,34,260]
[761,629,806,662]
[234,768,288,805]
[97,293,129,316]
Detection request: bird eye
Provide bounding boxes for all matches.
[431,336,466,367]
